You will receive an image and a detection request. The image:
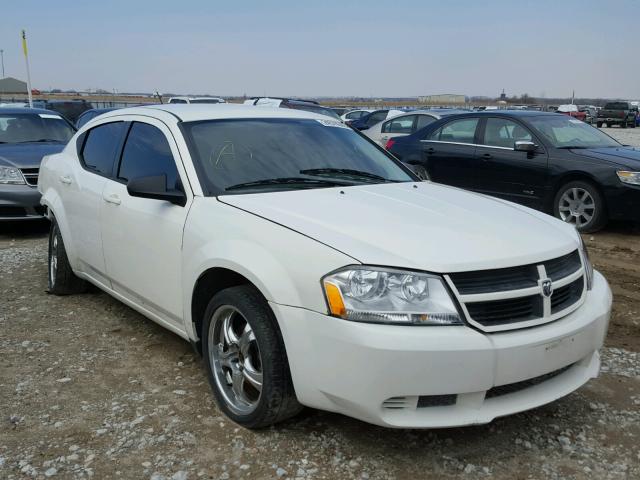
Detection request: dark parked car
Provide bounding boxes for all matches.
[387,111,640,232]
[0,108,76,220]
[31,99,93,124]
[75,108,117,129]
[597,102,637,128]
[349,109,404,131]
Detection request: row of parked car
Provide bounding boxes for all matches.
[1,98,639,233]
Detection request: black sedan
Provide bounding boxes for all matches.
[387,111,640,232]
[0,108,75,220]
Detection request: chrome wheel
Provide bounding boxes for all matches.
[208,305,263,415]
[558,187,595,228]
[49,232,58,286]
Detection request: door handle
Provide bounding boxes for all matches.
[481,153,493,160]
[425,147,435,154]
[59,175,72,185]
[103,193,121,205]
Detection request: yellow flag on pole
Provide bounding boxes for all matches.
[21,30,28,56]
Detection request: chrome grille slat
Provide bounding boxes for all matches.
[446,249,585,332]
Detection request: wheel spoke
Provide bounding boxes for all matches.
[218,343,239,369]
[242,360,263,391]
[222,312,239,346]
[238,324,256,358]
[571,188,579,200]
[231,369,245,399]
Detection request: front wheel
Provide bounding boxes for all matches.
[553,181,607,233]
[48,219,87,295]
[202,285,302,428]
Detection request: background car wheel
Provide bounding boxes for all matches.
[620,121,627,129]
[202,285,302,429]
[48,218,87,295]
[596,122,602,128]
[412,164,430,181]
[553,180,607,233]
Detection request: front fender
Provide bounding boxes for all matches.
[182,199,356,338]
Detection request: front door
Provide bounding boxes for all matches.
[473,117,548,208]
[100,119,191,330]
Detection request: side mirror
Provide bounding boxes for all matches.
[514,141,537,153]
[127,175,186,206]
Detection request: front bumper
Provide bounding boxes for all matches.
[273,271,611,428]
[605,183,640,222]
[0,184,44,221]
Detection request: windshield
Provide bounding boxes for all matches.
[0,113,75,144]
[527,115,620,148]
[182,118,414,195]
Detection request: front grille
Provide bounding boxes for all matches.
[485,364,574,399]
[448,250,585,331]
[20,168,39,186]
[551,277,584,314]
[466,295,542,327]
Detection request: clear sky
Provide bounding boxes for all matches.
[0,0,638,99]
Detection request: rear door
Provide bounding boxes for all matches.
[473,116,548,207]
[100,118,192,331]
[419,116,480,189]
[63,121,127,286]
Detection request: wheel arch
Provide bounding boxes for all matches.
[549,172,608,215]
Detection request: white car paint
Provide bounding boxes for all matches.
[363,110,440,146]
[38,103,612,428]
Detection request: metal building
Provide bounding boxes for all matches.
[0,77,28,94]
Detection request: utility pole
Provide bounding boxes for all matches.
[0,49,4,78]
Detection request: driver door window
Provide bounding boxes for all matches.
[482,118,532,148]
[429,118,479,144]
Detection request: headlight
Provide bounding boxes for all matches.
[322,266,462,325]
[617,171,640,186]
[578,236,594,290]
[0,166,26,185]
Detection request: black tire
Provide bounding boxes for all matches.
[596,122,602,128]
[202,285,302,429]
[620,121,627,129]
[48,218,87,295]
[553,180,608,233]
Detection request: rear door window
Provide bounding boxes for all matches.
[117,122,180,190]
[367,111,388,126]
[428,118,479,144]
[81,122,126,177]
[382,115,416,133]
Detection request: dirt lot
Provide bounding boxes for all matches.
[1,128,639,480]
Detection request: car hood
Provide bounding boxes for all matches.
[0,142,66,169]
[574,146,640,169]
[219,182,579,273]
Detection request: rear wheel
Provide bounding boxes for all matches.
[202,285,302,428]
[48,219,87,295]
[596,122,602,128]
[553,181,607,233]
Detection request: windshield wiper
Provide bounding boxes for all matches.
[299,168,393,183]
[17,139,61,143]
[225,177,349,192]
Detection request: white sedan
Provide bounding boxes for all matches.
[39,104,611,429]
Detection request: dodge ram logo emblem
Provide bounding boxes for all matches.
[541,279,553,298]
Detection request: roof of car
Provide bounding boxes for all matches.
[96,103,335,123]
[0,107,65,115]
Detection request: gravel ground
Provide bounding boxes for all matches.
[1,129,640,479]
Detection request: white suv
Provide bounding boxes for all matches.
[38,104,612,429]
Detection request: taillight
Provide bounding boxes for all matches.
[385,138,396,150]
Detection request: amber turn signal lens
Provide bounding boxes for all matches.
[324,282,346,318]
